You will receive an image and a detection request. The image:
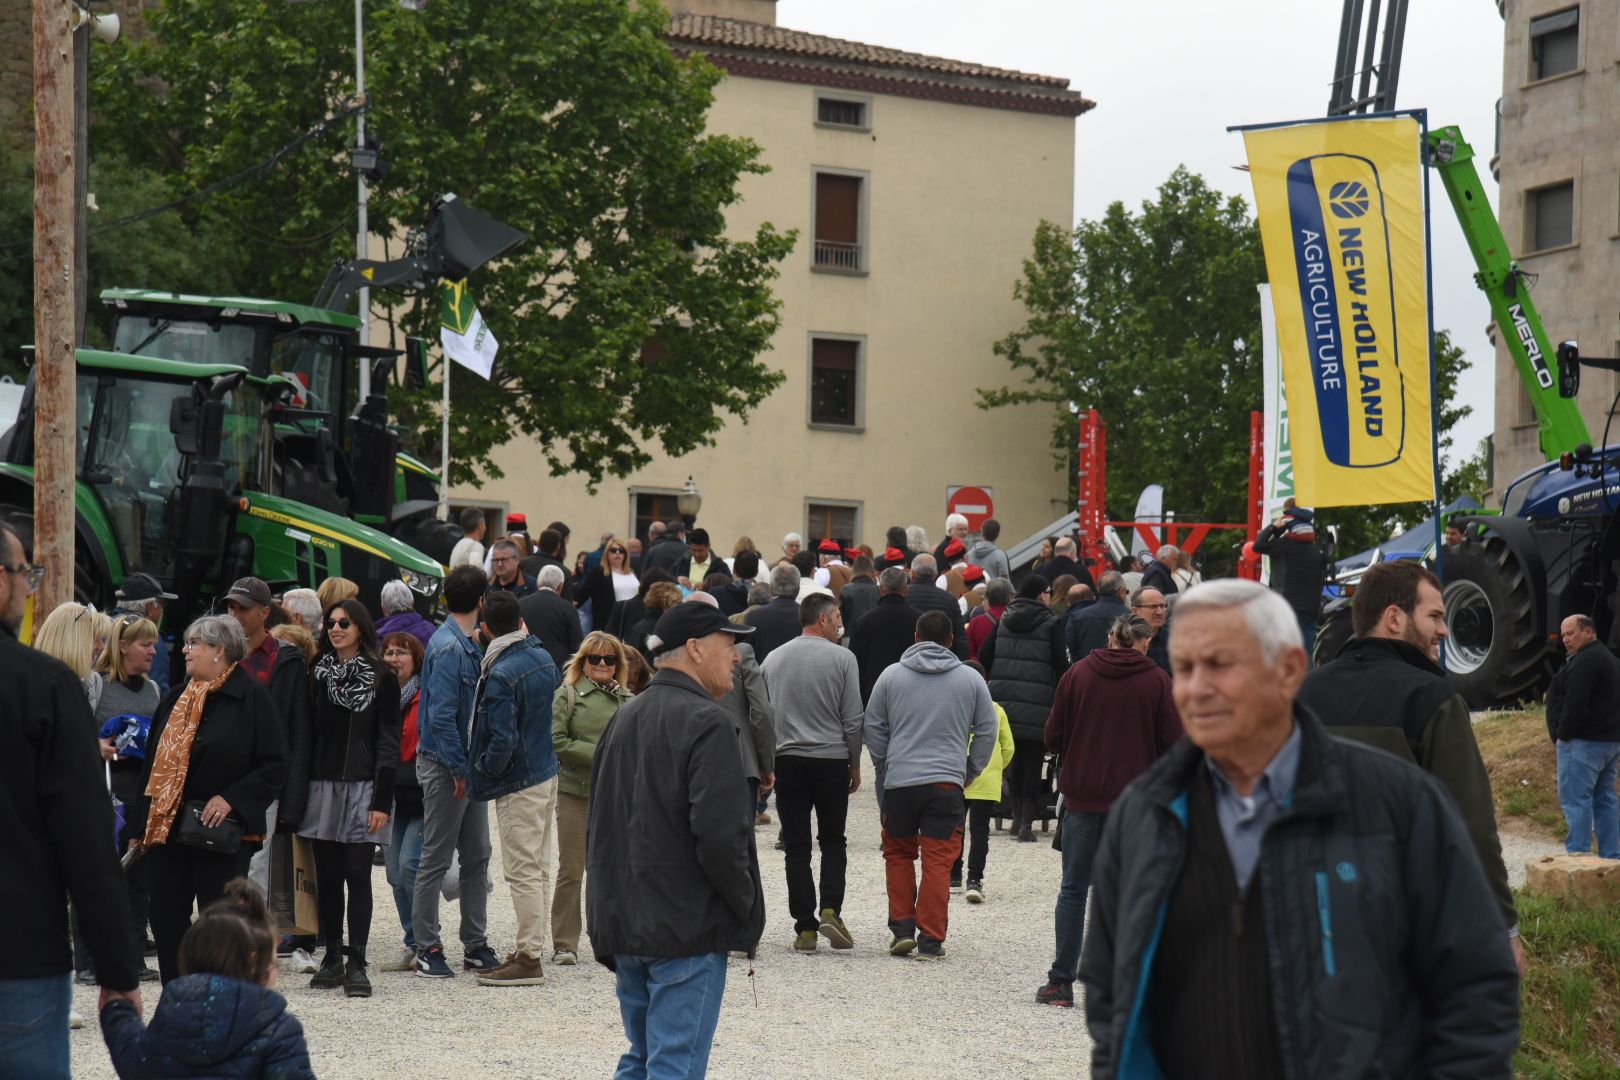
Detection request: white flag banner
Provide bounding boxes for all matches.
[1259,283,1294,512]
[440,279,497,380]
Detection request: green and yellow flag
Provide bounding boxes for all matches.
[439,279,497,379]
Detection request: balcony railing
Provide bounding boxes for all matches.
[813,239,862,272]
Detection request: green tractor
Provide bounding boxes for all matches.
[0,349,443,634]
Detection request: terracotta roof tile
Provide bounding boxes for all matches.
[668,14,1091,111]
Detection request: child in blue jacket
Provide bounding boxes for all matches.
[101,878,315,1079]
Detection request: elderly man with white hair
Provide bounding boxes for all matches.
[281,588,323,637]
[376,579,437,648]
[1080,580,1519,1079]
[517,564,584,672]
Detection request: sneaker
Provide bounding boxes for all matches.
[289,947,319,975]
[75,969,97,987]
[379,947,416,972]
[69,1008,84,1031]
[415,946,454,979]
[817,908,854,950]
[793,930,818,953]
[915,939,946,962]
[1017,827,1037,843]
[1036,979,1074,1007]
[965,880,985,904]
[309,952,346,989]
[463,944,502,972]
[137,965,160,983]
[888,935,917,957]
[950,874,963,892]
[343,960,372,998]
[475,952,545,986]
[755,810,772,826]
[553,950,578,967]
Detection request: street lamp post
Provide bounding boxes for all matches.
[353,0,370,399]
[676,476,702,528]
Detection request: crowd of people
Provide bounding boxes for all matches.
[8,493,1616,1078]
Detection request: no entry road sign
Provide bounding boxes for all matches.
[946,485,994,532]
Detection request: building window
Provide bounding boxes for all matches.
[815,93,870,131]
[632,491,680,544]
[1527,181,1574,251]
[813,170,866,272]
[806,500,860,548]
[809,336,862,428]
[1529,7,1579,81]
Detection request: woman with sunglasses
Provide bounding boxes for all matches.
[549,631,633,966]
[284,599,401,999]
[580,537,637,638]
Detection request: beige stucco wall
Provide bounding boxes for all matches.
[452,70,1076,551]
[1492,0,1620,490]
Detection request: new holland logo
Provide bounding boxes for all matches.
[1285,154,1405,468]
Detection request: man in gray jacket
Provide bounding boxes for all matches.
[865,611,998,961]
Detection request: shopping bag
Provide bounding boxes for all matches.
[270,832,320,935]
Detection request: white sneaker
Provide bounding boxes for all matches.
[70,1008,84,1030]
[553,950,578,966]
[379,946,417,972]
[289,948,319,974]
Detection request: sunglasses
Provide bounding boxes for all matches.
[607,548,626,555]
[0,562,45,592]
[74,601,98,623]
[327,617,353,630]
[584,654,616,666]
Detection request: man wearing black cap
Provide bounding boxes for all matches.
[223,577,312,896]
[675,528,729,588]
[587,601,763,1079]
[113,572,178,693]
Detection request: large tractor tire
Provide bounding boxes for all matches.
[1441,535,1552,708]
[0,508,107,606]
[1313,602,1354,667]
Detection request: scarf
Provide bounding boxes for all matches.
[480,630,528,676]
[313,651,378,712]
[398,674,422,765]
[143,665,237,847]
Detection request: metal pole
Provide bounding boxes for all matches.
[439,358,451,521]
[355,0,371,400]
[32,0,78,614]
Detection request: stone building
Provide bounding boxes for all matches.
[1491,0,1620,489]
[453,0,1091,551]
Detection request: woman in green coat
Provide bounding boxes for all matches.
[549,630,634,965]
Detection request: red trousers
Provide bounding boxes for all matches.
[881,782,965,944]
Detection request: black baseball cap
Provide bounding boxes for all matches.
[224,577,274,608]
[117,572,177,603]
[648,603,754,657]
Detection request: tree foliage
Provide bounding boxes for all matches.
[986,166,1483,571]
[87,0,793,486]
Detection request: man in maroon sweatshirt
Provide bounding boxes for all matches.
[1036,611,1183,1007]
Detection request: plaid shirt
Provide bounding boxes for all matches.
[241,631,278,686]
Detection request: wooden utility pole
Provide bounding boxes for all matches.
[33,0,77,613]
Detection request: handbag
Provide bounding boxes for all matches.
[175,799,242,855]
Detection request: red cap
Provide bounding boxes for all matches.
[943,539,967,559]
[884,546,906,562]
[506,513,528,529]
[962,564,985,583]
[844,547,863,561]
[818,538,842,554]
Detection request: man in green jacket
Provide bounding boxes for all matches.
[1297,559,1523,974]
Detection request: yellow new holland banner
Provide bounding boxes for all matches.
[1240,115,1434,506]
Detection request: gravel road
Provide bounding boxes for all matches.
[70,768,1093,1079]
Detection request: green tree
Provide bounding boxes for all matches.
[987,166,1481,572]
[88,0,792,486]
[983,167,1266,573]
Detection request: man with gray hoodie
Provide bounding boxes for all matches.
[865,610,998,961]
[965,519,1011,582]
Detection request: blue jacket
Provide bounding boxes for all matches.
[468,635,561,801]
[100,973,314,1079]
[417,617,482,779]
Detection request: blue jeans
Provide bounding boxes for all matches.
[1297,612,1318,667]
[384,813,425,948]
[0,974,71,1080]
[1050,809,1106,984]
[613,953,728,1080]
[1558,739,1620,858]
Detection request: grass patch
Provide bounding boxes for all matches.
[1475,708,1568,840]
[1515,891,1620,1077]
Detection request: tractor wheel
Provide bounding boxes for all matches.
[1313,603,1354,667]
[1,510,109,607]
[1441,535,1552,708]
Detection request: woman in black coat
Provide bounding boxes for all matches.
[581,538,639,637]
[129,615,286,984]
[977,574,1070,842]
[284,599,400,999]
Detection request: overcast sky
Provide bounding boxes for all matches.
[777,0,1503,468]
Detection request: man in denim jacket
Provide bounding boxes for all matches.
[411,566,502,979]
[467,591,561,986]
